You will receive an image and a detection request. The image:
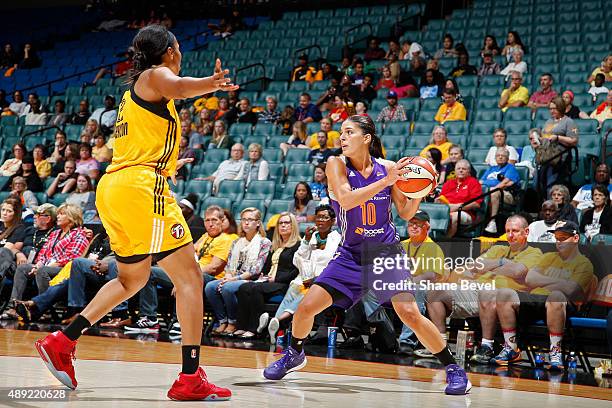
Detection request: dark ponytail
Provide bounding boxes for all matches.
[346,115,385,159]
[129,24,177,83]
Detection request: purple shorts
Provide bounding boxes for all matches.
[315,245,414,309]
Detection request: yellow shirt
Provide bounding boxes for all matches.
[530,251,594,296]
[192,96,219,113]
[434,102,467,123]
[108,87,180,178]
[194,232,238,279]
[35,159,52,179]
[419,142,452,161]
[500,86,529,112]
[479,244,543,290]
[400,236,446,278]
[308,130,340,149]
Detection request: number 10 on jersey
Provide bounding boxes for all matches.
[360,203,376,226]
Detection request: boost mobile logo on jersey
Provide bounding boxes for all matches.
[354,227,364,235]
[170,223,185,239]
[355,227,384,237]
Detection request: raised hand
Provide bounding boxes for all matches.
[384,157,411,186]
[212,58,239,91]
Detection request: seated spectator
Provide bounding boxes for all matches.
[8,175,37,211]
[48,131,68,165]
[176,136,195,180]
[308,132,335,165]
[492,221,594,368]
[419,69,443,99]
[481,34,501,56]
[227,97,258,126]
[538,96,579,192]
[199,143,245,193]
[528,200,559,243]
[501,31,525,63]
[420,125,453,163]
[237,143,269,187]
[481,147,521,234]
[588,73,609,102]
[408,54,427,78]
[214,97,230,121]
[80,118,102,146]
[425,148,444,186]
[197,205,239,285]
[92,47,134,85]
[48,100,68,127]
[179,193,204,232]
[20,43,41,69]
[265,204,340,343]
[0,198,26,253]
[181,120,204,150]
[258,96,281,124]
[478,50,501,77]
[0,44,19,73]
[278,105,295,135]
[497,71,529,112]
[21,93,41,117]
[376,91,407,124]
[0,203,56,320]
[484,128,519,165]
[364,38,386,62]
[208,120,229,150]
[31,145,51,180]
[587,54,612,85]
[434,34,457,60]
[309,164,328,201]
[442,78,464,104]
[294,93,322,123]
[589,89,612,126]
[65,174,95,211]
[355,101,368,116]
[3,91,26,117]
[289,182,317,222]
[307,117,340,149]
[328,95,350,124]
[375,66,396,90]
[500,49,528,79]
[46,160,77,198]
[10,156,44,193]
[550,184,579,223]
[350,73,376,104]
[449,53,477,77]
[528,73,559,112]
[0,143,26,177]
[560,90,583,119]
[434,88,467,124]
[195,108,215,135]
[436,159,483,237]
[89,95,117,136]
[572,163,612,211]
[280,121,308,156]
[205,207,271,335]
[442,145,477,181]
[516,129,539,177]
[70,100,91,125]
[350,59,366,86]
[291,54,317,82]
[178,107,192,123]
[235,213,300,338]
[76,143,100,180]
[25,100,47,125]
[92,134,112,163]
[580,184,612,240]
[9,204,89,304]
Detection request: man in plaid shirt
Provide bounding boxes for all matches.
[10,204,90,303]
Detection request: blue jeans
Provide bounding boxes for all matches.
[138,267,173,318]
[204,279,246,324]
[362,289,426,347]
[32,280,69,313]
[67,258,127,311]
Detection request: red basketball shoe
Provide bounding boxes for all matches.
[35,331,78,389]
[167,367,232,401]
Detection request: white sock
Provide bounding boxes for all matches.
[549,332,563,350]
[502,328,518,350]
[481,338,494,348]
[440,332,448,341]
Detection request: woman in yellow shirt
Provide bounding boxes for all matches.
[32,144,52,179]
[419,125,453,164]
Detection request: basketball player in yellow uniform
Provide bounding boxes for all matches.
[35,25,237,401]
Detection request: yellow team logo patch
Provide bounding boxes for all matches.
[354,227,364,235]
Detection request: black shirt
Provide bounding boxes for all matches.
[308,148,335,165]
[262,242,300,284]
[0,223,26,247]
[566,105,581,119]
[22,226,55,257]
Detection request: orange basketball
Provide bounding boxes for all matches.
[395,156,438,199]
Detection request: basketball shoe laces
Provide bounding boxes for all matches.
[271,348,296,369]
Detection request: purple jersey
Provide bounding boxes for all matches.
[329,156,398,253]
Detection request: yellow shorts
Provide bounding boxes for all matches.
[96,166,192,257]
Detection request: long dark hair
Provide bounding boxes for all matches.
[0,198,22,241]
[346,115,384,159]
[129,24,177,83]
[294,182,314,208]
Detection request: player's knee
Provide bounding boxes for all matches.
[295,299,318,318]
[546,291,567,308]
[396,302,421,326]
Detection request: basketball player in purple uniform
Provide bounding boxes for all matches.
[263,115,471,395]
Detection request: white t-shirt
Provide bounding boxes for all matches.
[484,145,519,166]
[527,220,557,243]
[500,61,528,78]
[585,208,603,239]
[588,85,609,98]
[572,184,612,210]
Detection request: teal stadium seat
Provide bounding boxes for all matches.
[185,180,213,196]
[383,121,410,136]
[217,180,245,201]
[503,107,532,123]
[287,163,314,182]
[284,148,310,164]
[281,181,300,199]
[412,121,436,136]
[233,199,267,219]
[268,163,285,183]
[419,203,450,237]
[381,135,407,151]
[244,180,275,201]
[201,197,232,213]
[204,149,229,163]
[229,123,253,138]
